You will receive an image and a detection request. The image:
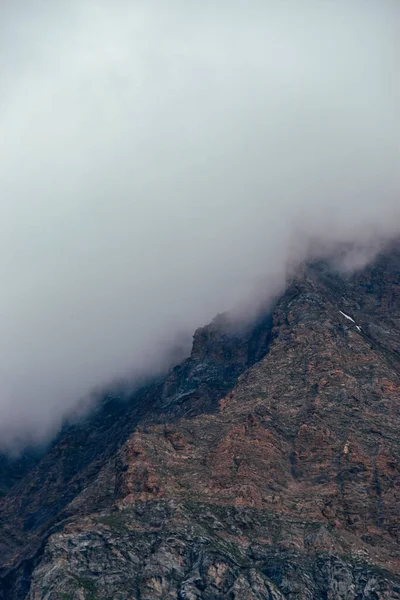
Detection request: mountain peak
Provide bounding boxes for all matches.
[1,247,399,599]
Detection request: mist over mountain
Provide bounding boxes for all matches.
[0,0,399,450]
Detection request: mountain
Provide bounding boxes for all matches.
[0,245,399,599]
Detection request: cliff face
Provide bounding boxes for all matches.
[0,247,399,600]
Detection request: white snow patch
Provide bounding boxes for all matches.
[356,325,362,332]
[339,311,355,323]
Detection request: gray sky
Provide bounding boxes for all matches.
[0,1,399,450]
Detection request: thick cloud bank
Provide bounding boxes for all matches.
[0,1,399,450]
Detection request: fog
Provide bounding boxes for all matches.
[0,1,399,451]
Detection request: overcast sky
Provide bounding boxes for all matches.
[0,1,399,451]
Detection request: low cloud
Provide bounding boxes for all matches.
[0,1,399,450]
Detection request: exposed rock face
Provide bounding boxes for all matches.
[0,246,399,599]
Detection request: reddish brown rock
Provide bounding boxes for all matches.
[0,245,400,599]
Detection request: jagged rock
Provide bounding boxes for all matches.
[1,245,400,599]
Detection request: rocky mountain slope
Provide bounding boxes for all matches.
[0,245,399,599]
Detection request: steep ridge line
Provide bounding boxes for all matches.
[0,246,399,599]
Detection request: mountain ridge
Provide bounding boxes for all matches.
[1,245,399,599]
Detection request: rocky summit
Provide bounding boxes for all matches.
[0,245,399,600]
